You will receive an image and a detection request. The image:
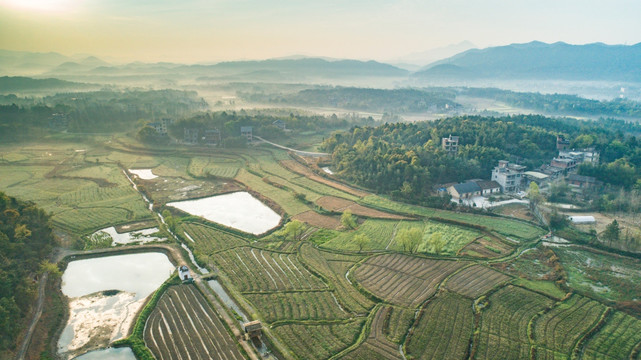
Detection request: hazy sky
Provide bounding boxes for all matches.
[1,0,640,63]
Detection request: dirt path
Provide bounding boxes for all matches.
[15,272,48,360]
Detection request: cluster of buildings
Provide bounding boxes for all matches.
[148,118,174,136]
[441,134,602,202]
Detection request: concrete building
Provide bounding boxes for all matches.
[441,135,459,154]
[184,128,199,144]
[559,149,600,164]
[567,174,601,190]
[491,160,526,193]
[178,265,192,282]
[556,135,570,150]
[550,157,578,175]
[203,129,221,145]
[241,126,253,142]
[524,171,550,186]
[473,180,502,196]
[447,181,482,200]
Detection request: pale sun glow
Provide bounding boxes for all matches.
[1,0,80,13]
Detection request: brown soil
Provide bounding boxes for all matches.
[280,160,370,198]
[115,220,158,233]
[494,204,535,221]
[458,236,513,258]
[293,211,342,230]
[316,196,408,220]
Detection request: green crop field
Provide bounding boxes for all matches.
[583,311,641,360]
[273,319,365,360]
[405,291,474,360]
[444,265,511,298]
[244,290,350,323]
[321,219,398,251]
[383,306,415,344]
[180,221,248,254]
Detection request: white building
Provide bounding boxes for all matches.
[491,160,526,193]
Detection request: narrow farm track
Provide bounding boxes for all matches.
[145,285,246,360]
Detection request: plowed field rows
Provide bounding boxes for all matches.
[354,254,467,307]
[215,247,325,292]
[445,265,511,298]
[475,285,554,360]
[273,320,365,360]
[181,222,247,253]
[405,292,474,359]
[316,196,407,219]
[343,306,402,360]
[583,311,641,360]
[144,284,245,360]
[245,290,349,323]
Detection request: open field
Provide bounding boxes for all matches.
[299,243,374,314]
[293,210,342,229]
[405,291,474,360]
[444,265,511,298]
[317,196,408,219]
[272,319,365,360]
[475,285,555,360]
[354,254,467,307]
[280,159,370,198]
[214,247,326,292]
[235,169,310,216]
[144,284,245,360]
[383,306,415,344]
[341,306,403,360]
[180,221,248,254]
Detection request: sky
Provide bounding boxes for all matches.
[1,0,640,63]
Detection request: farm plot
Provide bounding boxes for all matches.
[280,160,370,198]
[475,285,555,360]
[533,294,606,357]
[299,243,374,314]
[181,222,247,254]
[235,169,310,216]
[354,253,467,307]
[583,311,641,360]
[273,319,365,360]
[322,219,399,251]
[405,291,474,360]
[144,284,245,360]
[342,306,403,360]
[188,156,242,179]
[360,195,546,241]
[293,210,342,229]
[458,236,513,258]
[317,196,408,220]
[383,306,415,344]
[389,220,484,255]
[244,290,350,323]
[444,265,511,298]
[214,247,326,292]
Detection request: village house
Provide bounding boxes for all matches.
[556,135,570,150]
[178,265,192,282]
[241,126,253,142]
[491,160,526,193]
[441,135,459,154]
[524,171,550,187]
[550,157,578,175]
[272,119,286,130]
[184,128,199,144]
[473,180,502,196]
[203,129,221,145]
[447,181,482,200]
[567,174,602,190]
[243,320,262,341]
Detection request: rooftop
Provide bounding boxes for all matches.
[452,181,482,194]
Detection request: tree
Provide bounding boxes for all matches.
[603,220,621,246]
[353,234,370,252]
[427,232,446,255]
[281,220,305,241]
[341,210,357,230]
[397,228,422,253]
[528,182,543,212]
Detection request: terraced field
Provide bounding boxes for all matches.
[317,196,408,219]
[273,319,365,360]
[342,306,403,360]
[444,265,511,298]
[244,290,350,323]
[583,311,641,359]
[405,291,474,359]
[383,306,415,344]
[475,285,555,360]
[214,247,326,292]
[144,284,245,360]
[354,254,467,307]
[181,221,248,254]
[533,294,606,357]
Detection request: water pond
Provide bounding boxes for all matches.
[90,226,166,246]
[166,191,281,235]
[128,168,157,180]
[73,347,135,360]
[59,252,174,359]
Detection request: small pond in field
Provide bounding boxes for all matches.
[128,168,157,180]
[166,191,281,235]
[90,226,166,246]
[73,347,135,360]
[59,252,174,359]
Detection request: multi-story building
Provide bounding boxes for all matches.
[241,126,253,142]
[491,160,526,193]
[556,135,570,150]
[441,135,459,153]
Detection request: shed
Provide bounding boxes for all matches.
[178,265,192,281]
[243,320,262,340]
[569,216,596,224]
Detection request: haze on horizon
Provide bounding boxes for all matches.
[1,0,640,64]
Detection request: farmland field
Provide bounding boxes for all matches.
[458,235,513,258]
[444,265,511,298]
[475,285,555,360]
[273,319,365,360]
[583,311,641,359]
[341,306,403,360]
[383,307,415,344]
[180,221,248,254]
[244,290,350,323]
[405,291,474,360]
[354,254,467,307]
[317,196,408,219]
[144,284,245,360]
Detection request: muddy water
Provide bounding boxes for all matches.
[59,252,174,359]
[73,346,135,359]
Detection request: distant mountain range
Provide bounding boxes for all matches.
[414,41,641,82]
[0,76,96,93]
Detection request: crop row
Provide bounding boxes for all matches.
[534,294,606,355]
[244,290,350,323]
[342,306,403,360]
[273,319,365,360]
[215,247,326,292]
[181,222,247,254]
[444,265,511,299]
[354,254,467,307]
[475,285,555,360]
[583,311,641,359]
[235,170,310,216]
[144,284,244,360]
[383,306,415,344]
[392,220,483,254]
[322,219,398,251]
[299,243,374,314]
[405,291,474,359]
